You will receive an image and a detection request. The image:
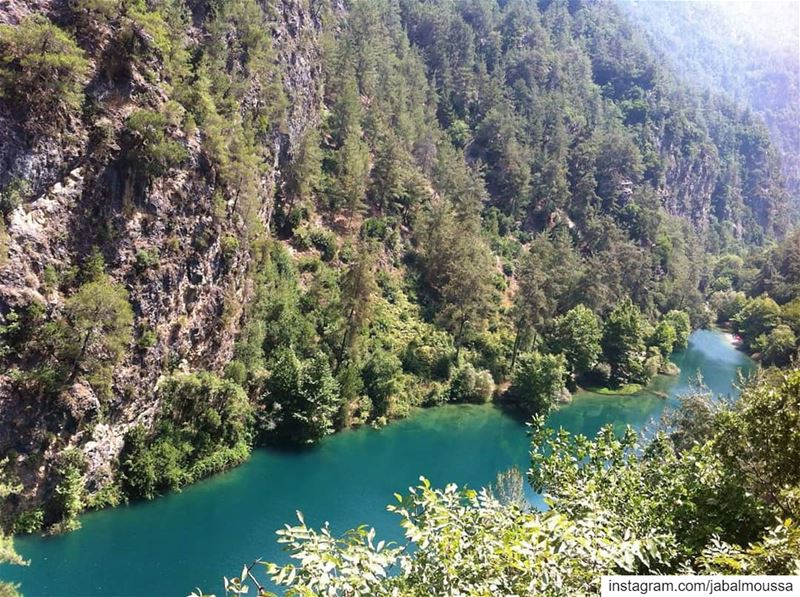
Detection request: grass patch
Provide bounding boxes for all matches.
[588,383,644,396]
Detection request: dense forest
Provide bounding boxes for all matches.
[620,0,800,214]
[218,230,800,595]
[0,0,797,593]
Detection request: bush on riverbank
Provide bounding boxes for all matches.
[216,369,800,596]
[118,373,252,500]
[506,352,567,415]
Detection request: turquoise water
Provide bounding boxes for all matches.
[2,329,753,597]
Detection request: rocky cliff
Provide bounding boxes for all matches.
[0,0,790,531]
[0,0,324,518]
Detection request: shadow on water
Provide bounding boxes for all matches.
[0,329,754,597]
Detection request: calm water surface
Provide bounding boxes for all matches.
[2,329,753,596]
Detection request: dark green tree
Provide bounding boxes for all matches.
[602,299,647,385]
[63,276,134,397]
[548,305,602,377]
[506,351,566,416]
[0,16,89,128]
[268,348,342,444]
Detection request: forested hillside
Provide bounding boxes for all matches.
[619,0,800,213]
[0,0,793,554]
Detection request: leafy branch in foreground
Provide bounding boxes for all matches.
[204,370,800,596]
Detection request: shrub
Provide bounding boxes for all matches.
[0,16,89,128]
[402,337,453,380]
[119,373,253,500]
[67,0,121,30]
[664,310,691,349]
[48,448,87,532]
[449,363,494,403]
[63,276,134,398]
[649,321,677,357]
[0,221,8,268]
[423,382,450,407]
[12,508,44,534]
[506,352,567,416]
[220,235,240,262]
[602,299,648,385]
[643,354,662,380]
[294,225,312,250]
[136,325,157,350]
[224,360,247,385]
[84,481,122,510]
[266,348,342,444]
[549,305,602,376]
[0,179,28,217]
[762,325,797,366]
[711,290,748,324]
[118,425,158,500]
[361,350,406,417]
[733,297,782,349]
[134,248,160,273]
[309,228,337,261]
[123,109,188,181]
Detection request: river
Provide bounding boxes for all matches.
[1,329,754,596]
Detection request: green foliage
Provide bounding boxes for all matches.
[252,477,671,597]
[119,373,252,500]
[63,276,134,397]
[711,290,748,324]
[220,235,240,263]
[84,481,122,510]
[548,305,602,376]
[664,310,691,350]
[0,16,89,128]
[530,418,770,561]
[136,325,157,350]
[286,128,322,209]
[0,179,28,218]
[308,228,337,262]
[266,348,342,444]
[0,222,7,269]
[781,298,800,335]
[80,247,107,284]
[602,299,648,385]
[416,198,496,354]
[762,325,797,366]
[362,350,405,417]
[11,508,43,535]
[620,1,800,212]
[123,108,188,182]
[449,363,494,404]
[733,296,782,349]
[506,351,567,416]
[202,0,287,133]
[134,248,160,273]
[650,320,677,357]
[0,458,26,583]
[402,338,453,381]
[6,275,132,398]
[49,448,86,533]
[713,369,800,521]
[117,425,157,501]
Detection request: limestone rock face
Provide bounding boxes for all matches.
[0,0,323,513]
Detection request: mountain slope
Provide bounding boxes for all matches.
[0,0,791,533]
[618,0,800,214]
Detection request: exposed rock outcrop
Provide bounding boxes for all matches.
[0,0,323,515]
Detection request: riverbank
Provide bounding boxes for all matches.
[0,330,755,597]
